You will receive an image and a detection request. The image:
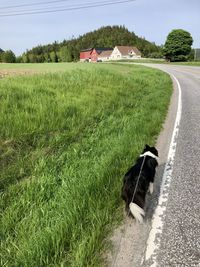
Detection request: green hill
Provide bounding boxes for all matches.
[21,25,162,63]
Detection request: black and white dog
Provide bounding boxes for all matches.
[121,144,158,223]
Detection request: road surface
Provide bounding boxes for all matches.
[108,64,200,267]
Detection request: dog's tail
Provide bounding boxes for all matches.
[129,202,145,223]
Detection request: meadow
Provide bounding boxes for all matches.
[0,63,172,267]
[0,62,84,78]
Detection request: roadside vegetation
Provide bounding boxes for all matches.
[0,63,172,267]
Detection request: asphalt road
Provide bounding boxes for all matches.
[143,64,200,267]
[108,64,200,267]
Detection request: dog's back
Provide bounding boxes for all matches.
[121,157,151,210]
[121,145,158,222]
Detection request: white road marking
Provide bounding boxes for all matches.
[143,74,182,266]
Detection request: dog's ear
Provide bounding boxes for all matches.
[145,144,150,150]
[151,147,158,157]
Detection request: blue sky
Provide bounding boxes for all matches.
[1,0,199,56]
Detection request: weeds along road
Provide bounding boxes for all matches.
[109,64,200,267]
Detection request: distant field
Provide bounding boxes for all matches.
[113,59,200,66]
[112,58,165,64]
[0,62,91,77]
[170,61,200,66]
[0,63,172,267]
[0,62,86,71]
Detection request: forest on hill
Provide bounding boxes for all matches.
[18,25,162,63]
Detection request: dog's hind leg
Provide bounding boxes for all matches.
[148,182,154,194]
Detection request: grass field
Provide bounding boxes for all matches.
[0,63,172,267]
[0,62,82,72]
[0,62,88,78]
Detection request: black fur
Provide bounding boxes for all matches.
[121,144,158,214]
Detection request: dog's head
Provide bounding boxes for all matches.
[142,144,158,157]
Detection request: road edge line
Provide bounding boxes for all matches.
[143,73,182,266]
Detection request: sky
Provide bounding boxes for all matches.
[1,0,199,56]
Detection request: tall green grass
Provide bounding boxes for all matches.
[0,64,172,267]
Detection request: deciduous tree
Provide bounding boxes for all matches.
[163,29,193,61]
[2,50,16,63]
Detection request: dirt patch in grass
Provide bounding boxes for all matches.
[0,70,40,78]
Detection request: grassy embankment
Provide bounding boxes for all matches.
[0,63,172,267]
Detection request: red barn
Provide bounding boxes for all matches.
[80,48,93,62]
[80,47,113,62]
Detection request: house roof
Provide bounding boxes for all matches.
[94,47,113,54]
[98,50,113,58]
[116,46,141,56]
[80,47,113,54]
[80,48,93,52]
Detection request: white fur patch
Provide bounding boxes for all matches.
[140,151,158,160]
[129,203,145,223]
[149,182,154,194]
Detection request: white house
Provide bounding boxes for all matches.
[97,50,113,61]
[110,46,141,60]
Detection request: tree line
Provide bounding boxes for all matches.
[0,49,16,63]
[0,27,196,63]
[2,26,162,63]
[20,25,164,63]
